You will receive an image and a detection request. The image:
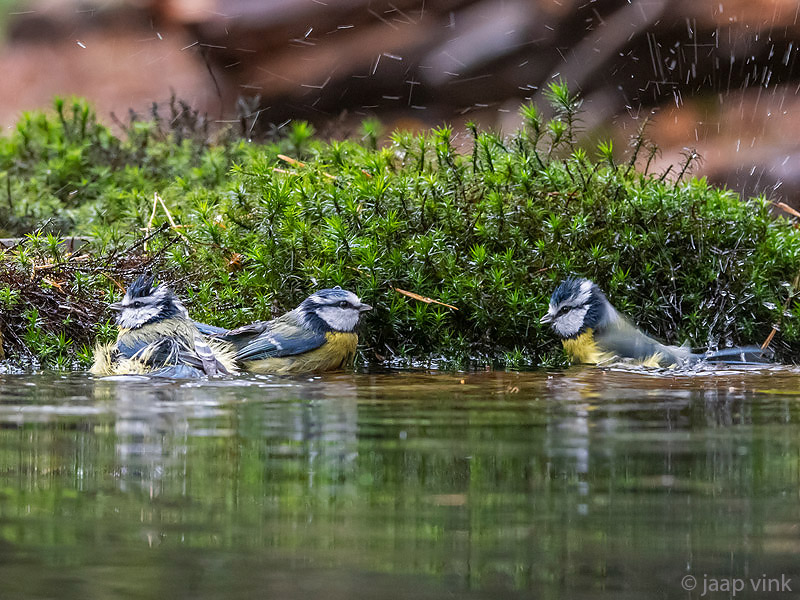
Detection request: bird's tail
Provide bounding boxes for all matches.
[703,345,773,364]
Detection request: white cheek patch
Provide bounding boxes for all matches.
[118,305,162,329]
[553,306,589,338]
[316,306,360,332]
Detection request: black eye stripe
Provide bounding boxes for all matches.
[124,300,152,309]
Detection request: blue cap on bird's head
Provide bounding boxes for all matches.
[125,273,157,299]
[540,277,610,339]
[297,286,372,333]
[109,274,186,329]
[549,277,599,307]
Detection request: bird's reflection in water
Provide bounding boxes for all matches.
[92,375,359,495]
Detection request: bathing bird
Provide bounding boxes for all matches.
[196,287,371,374]
[91,274,236,378]
[540,277,770,367]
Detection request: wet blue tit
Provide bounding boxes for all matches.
[91,274,236,378]
[196,287,372,375]
[540,277,771,367]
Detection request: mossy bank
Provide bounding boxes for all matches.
[2,89,800,370]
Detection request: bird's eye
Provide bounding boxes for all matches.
[557,306,571,316]
[132,301,143,309]
[338,300,350,308]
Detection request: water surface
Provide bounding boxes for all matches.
[0,367,799,599]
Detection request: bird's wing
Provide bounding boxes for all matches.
[593,321,773,367]
[219,320,271,339]
[231,318,327,361]
[193,321,229,336]
[595,317,692,366]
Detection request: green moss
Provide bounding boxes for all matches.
[1,87,799,369]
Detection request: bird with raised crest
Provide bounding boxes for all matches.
[91,274,236,378]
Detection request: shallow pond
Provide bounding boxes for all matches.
[1,367,799,599]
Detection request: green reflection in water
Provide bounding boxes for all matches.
[0,368,799,599]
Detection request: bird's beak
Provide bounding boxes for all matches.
[109,302,124,312]
[358,303,372,313]
[540,312,553,324]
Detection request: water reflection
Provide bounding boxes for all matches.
[0,368,798,598]
[91,377,361,497]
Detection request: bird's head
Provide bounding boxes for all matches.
[109,274,187,330]
[297,287,372,333]
[540,277,610,339]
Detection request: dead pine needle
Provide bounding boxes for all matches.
[144,192,159,251]
[277,154,337,180]
[774,201,800,220]
[761,269,800,350]
[761,328,777,350]
[144,192,191,250]
[392,287,458,311]
[102,272,126,292]
[277,154,305,168]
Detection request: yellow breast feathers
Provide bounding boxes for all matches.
[561,329,624,365]
[245,332,358,375]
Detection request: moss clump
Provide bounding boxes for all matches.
[1,88,799,369]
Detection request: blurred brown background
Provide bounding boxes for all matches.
[3,0,800,205]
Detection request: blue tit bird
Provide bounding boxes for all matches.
[195,287,372,375]
[540,277,771,367]
[90,274,236,378]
